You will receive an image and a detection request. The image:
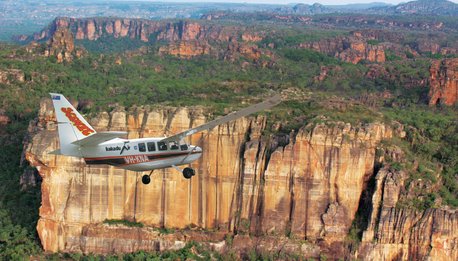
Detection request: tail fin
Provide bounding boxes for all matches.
[49,93,96,157]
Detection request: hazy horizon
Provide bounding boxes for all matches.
[134,0,458,5]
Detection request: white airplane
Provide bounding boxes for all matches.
[49,93,281,184]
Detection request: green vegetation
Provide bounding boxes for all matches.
[282,48,339,64]
[383,107,458,209]
[156,227,176,234]
[367,39,381,45]
[259,27,346,48]
[103,219,144,227]
[76,36,150,54]
[0,209,39,260]
[385,49,402,61]
[46,242,222,261]
[0,121,41,260]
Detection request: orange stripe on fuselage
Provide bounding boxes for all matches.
[84,151,202,166]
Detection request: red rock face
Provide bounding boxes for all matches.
[300,35,386,64]
[429,58,458,106]
[24,100,458,259]
[33,18,269,62]
[241,33,262,42]
[358,167,458,260]
[299,29,458,64]
[26,100,395,254]
[158,41,210,58]
[45,26,75,63]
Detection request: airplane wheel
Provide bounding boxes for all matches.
[183,167,195,179]
[142,174,151,184]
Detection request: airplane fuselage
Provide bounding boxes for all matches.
[79,137,202,171]
[49,92,280,182]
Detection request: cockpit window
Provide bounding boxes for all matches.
[180,144,188,151]
[169,141,179,150]
[147,142,156,152]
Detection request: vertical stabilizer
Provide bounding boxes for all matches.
[49,93,96,157]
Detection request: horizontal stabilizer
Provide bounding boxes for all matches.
[71,131,128,146]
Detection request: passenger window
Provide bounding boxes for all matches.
[138,143,146,152]
[169,141,179,150]
[158,142,167,151]
[147,142,156,152]
[180,144,188,151]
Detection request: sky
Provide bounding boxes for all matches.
[148,0,458,4]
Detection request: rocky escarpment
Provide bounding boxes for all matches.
[303,38,386,64]
[24,99,458,259]
[313,15,451,32]
[382,0,458,16]
[299,29,458,64]
[26,98,392,254]
[45,20,85,63]
[358,165,458,260]
[299,31,389,64]
[27,17,268,61]
[429,58,458,106]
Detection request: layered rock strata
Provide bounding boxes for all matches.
[26,99,393,254]
[429,58,458,106]
[30,17,266,61]
[300,34,386,64]
[358,167,458,260]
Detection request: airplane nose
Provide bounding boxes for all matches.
[196,146,202,153]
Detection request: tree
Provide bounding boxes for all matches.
[0,209,39,260]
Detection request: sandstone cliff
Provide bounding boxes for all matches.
[299,33,386,64]
[358,166,458,260]
[299,30,457,64]
[429,58,458,106]
[26,99,392,254]
[24,100,457,259]
[30,17,267,61]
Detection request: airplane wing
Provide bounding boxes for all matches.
[161,94,281,143]
[71,131,128,146]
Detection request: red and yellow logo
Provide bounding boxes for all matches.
[61,107,95,136]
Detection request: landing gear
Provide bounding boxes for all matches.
[182,167,195,179]
[142,175,151,184]
[142,170,154,185]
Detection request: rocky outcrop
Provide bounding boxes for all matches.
[0,69,25,84]
[28,17,268,61]
[158,40,210,58]
[0,109,10,125]
[313,15,450,32]
[429,58,458,106]
[358,166,458,260]
[26,99,397,254]
[301,29,456,64]
[299,33,386,64]
[45,25,75,63]
[364,63,428,89]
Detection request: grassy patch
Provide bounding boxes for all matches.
[103,219,144,227]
